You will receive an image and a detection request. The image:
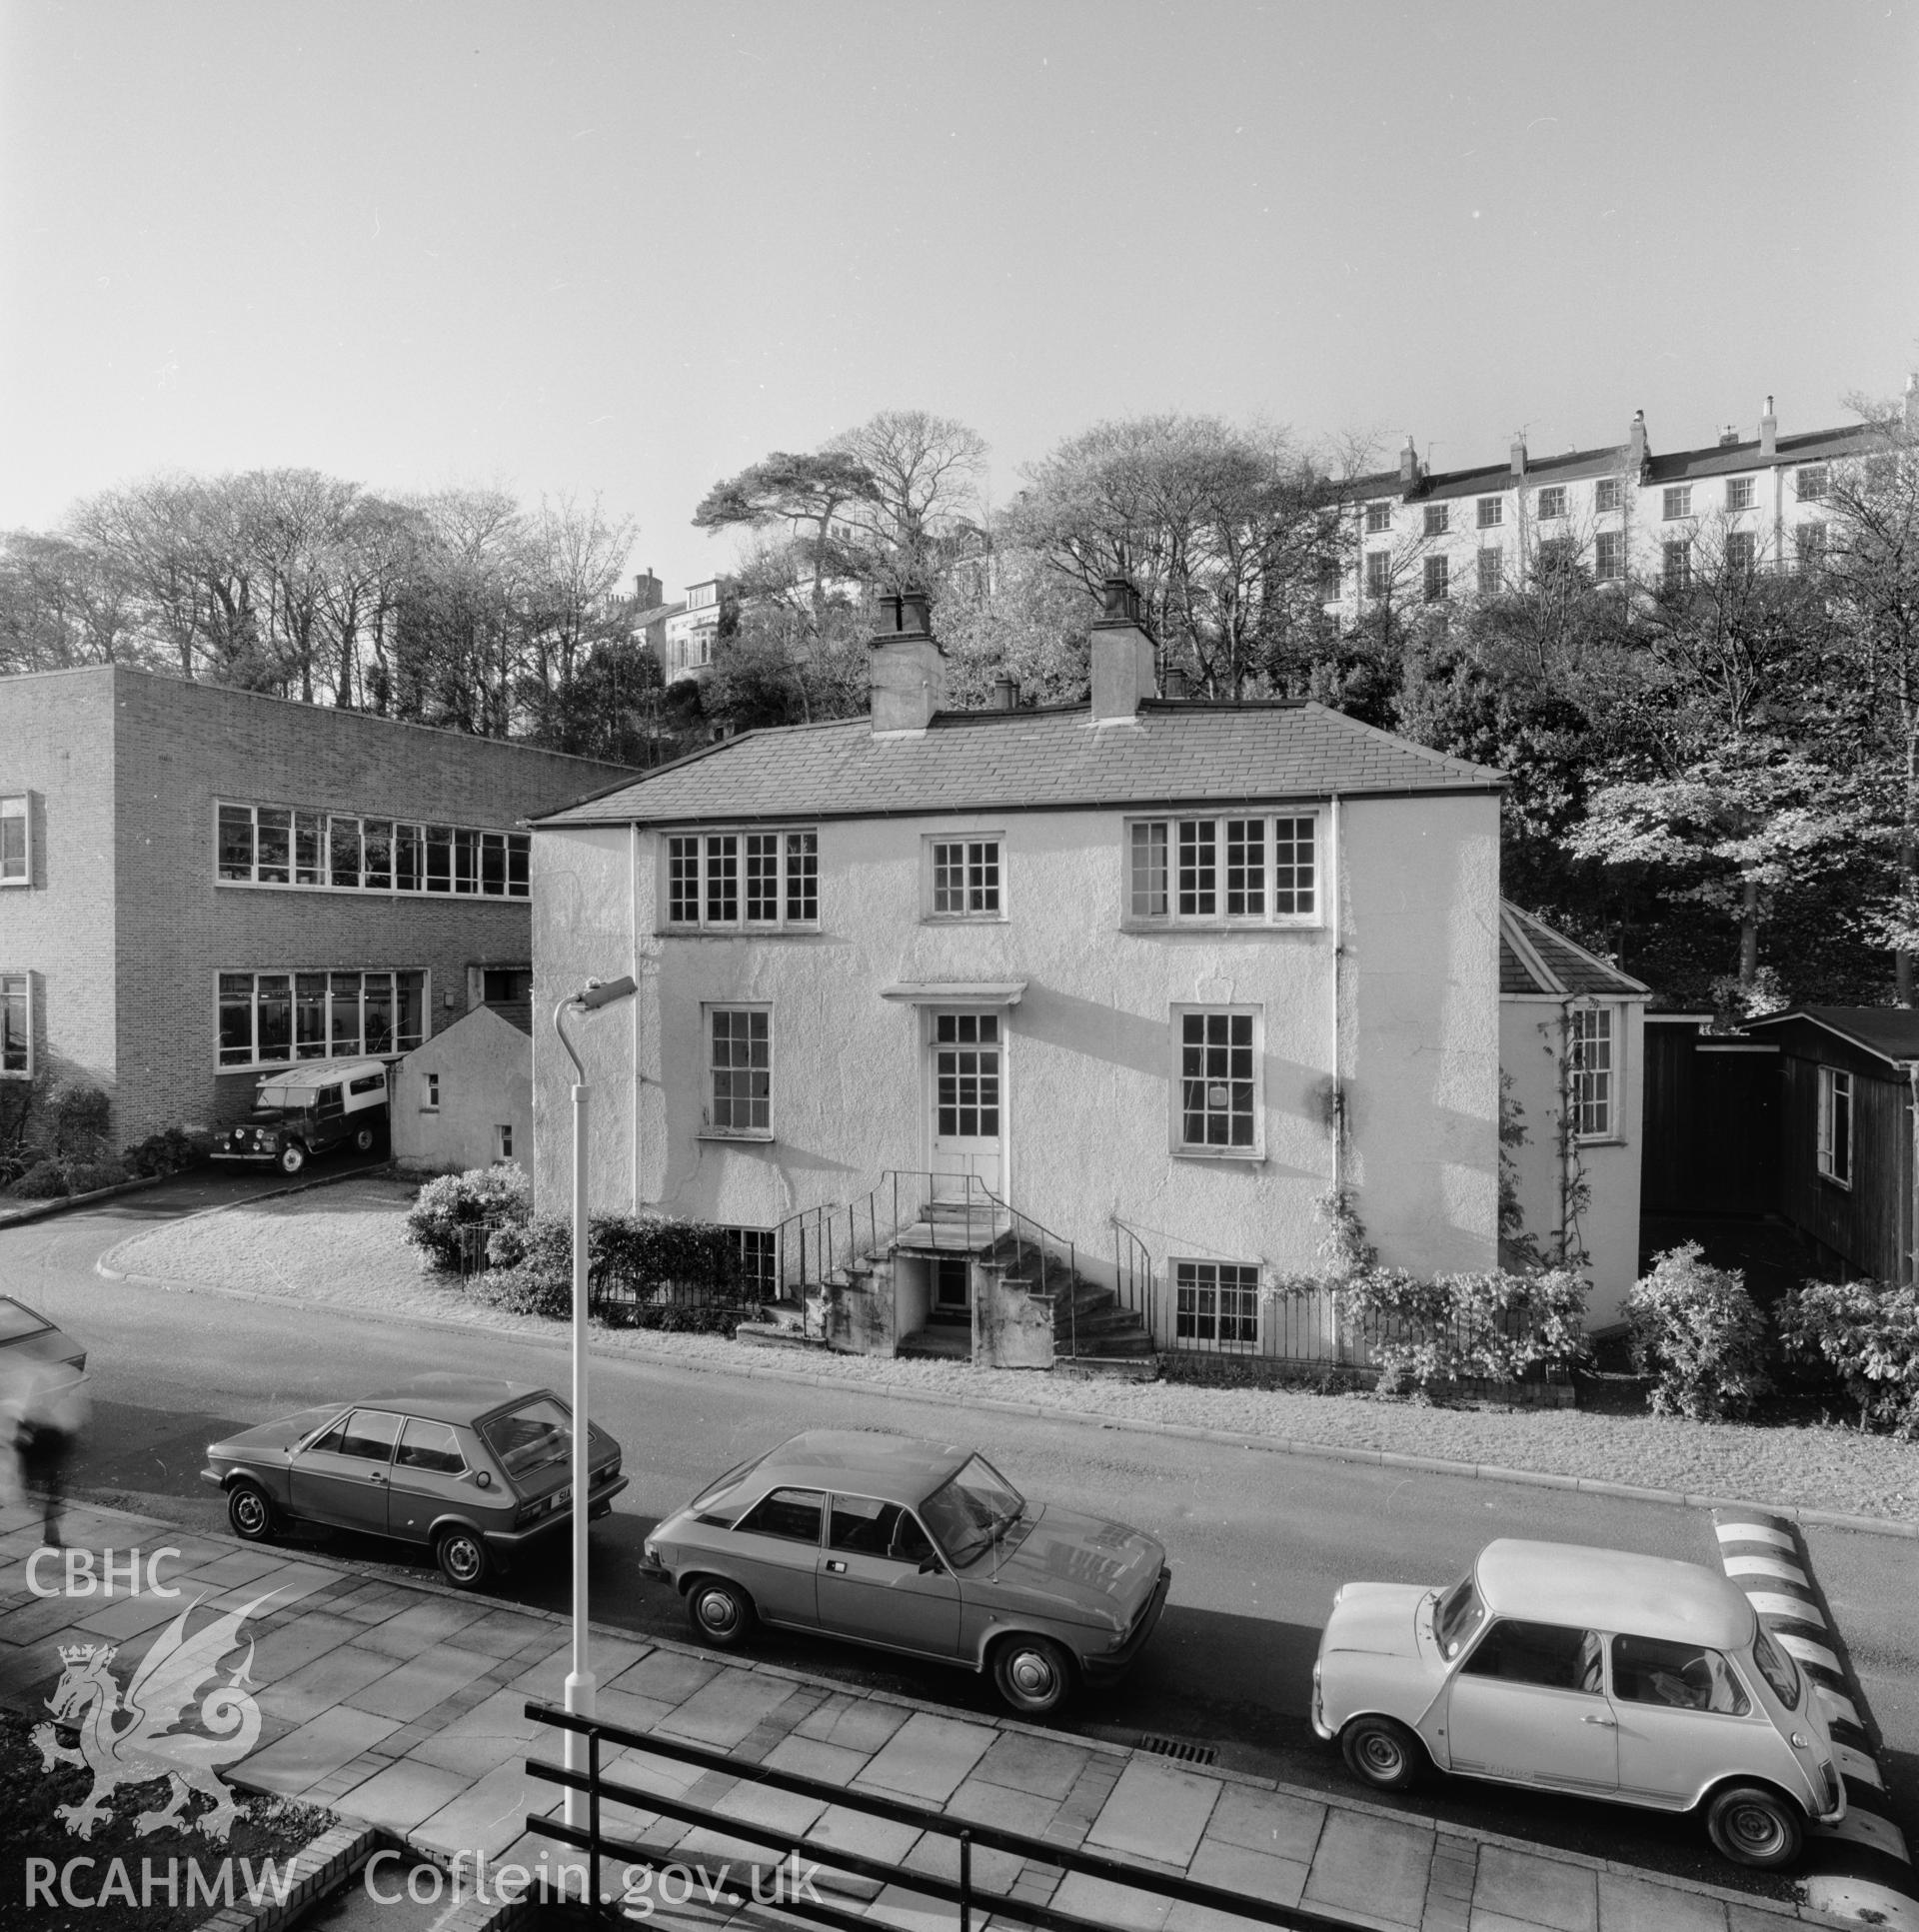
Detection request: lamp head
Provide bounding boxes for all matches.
[573,975,637,1011]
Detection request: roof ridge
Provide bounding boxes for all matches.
[1296,699,1505,785]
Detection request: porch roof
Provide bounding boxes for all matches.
[1499,902,1648,998]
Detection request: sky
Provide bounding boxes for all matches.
[3,0,1916,596]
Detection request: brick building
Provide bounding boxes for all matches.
[0,666,636,1145]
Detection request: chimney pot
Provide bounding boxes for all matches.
[1398,435,1420,487]
[990,675,1017,712]
[1162,666,1191,700]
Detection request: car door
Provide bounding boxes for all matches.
[726,1486,826,1628]
[1609,1631,1762,1807]
[385,1415,474,1547]
[1443,1617,1618,1794]
[289,1408,401,1534]
[818,1493,961,1658]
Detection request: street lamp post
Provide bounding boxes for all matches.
[552,973,637,1836]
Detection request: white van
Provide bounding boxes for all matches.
[212,1059,391,1173]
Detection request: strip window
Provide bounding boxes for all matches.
[1,797,28,885]
[217,802,527,899]
[664,831,821,931]
[1128,818,1316,925]
[217,968,427,1070]
[1,973,28,1076]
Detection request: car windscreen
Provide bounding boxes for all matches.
[1750,1621,1802,1708]
[479,1397,572,1479]
[0,1298,50,1343]
[687,1453,768,1523]
[255,1085,317,1113]
[1435,1574,1487,1658]
[919,1454,1023,1568]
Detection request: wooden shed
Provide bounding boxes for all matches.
[1739,1007,1919,1284]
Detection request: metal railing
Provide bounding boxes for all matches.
[1109,1217,1157,1339]
[522,1700,1370,1932]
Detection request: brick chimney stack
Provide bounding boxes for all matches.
[869,590,946,734]
[1398,436,1421,488]
[1089,574,1157,724]
[1509,433,1527,480]
[1627,410,1648,473]
[1759,396,1777,460]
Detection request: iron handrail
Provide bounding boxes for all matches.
[521,1700,1370,1932]
[1108,1214,1157,1339]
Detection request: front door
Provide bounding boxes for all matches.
[930,1010,1002,1198]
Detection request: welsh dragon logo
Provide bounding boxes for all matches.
[33,1591,276,1842]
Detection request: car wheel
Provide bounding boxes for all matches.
[1340,1715,1423,1792]
[1706,1784,1803,1869]
[352,1125,376,1153]
[436,1527,491,1591]
[278,1143,307,1175]
[991,1635,1073,1716]
[227,1481,276,1543]
[685,1576,755,1649]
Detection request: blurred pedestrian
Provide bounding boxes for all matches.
[16,1362,89,1549]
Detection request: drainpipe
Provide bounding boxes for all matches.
[1329,796,1345,1198]
[1908,1063,1919,1286]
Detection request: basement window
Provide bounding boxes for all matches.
[1173,1260,1260,1350]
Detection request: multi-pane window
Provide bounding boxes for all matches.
[1536,538,1577,578]
[1536,486,1567,521]
[1364,551,1391,597]
[1662,540,1692,592]
[665,830,821,930]
[931,839,1001,917]
[217,803,527,899]
[1,796,27,885]
[1595,478,1622,514]
[1796,523,1827,570]
[1817,1066,1852,1186]
[1423,504,1449,537]
[707,1007,771,1134]
[1174,1260,1260,1349]
[1423,554,1449,603]
[1796,466,1828,502]
[1662,486,1693,521]
[1178,1010,1257,1151]
[1569,1006,1613,1139]
[1,974,27,1075]
[217,968,426,1069]
[935,1012,999,1137]
[1725,476,1755,512]
[1477,550,1502,596]
[1477,497,1504,529]
[727,1227,777,1298]
[1726,531,1757,574]
[1595,531,1625,582]
[1128,818,1315,923]
[1364,501,1392,535]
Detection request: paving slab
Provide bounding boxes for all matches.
[856,1710,996,1804]
[448,1605,561,1657]
[1087,1757,1222,1868]
[71,1589,193,1640]
[335,1754,473,1832]
[1052,1870,1175,1932]
[762,1732,872,1788]
[1197,1782,1327,1865]
[1298,1808,1433,1931]
[259,1640,404,1724]
[1596,1868,1730,1932]
[1471,1844,1598,1932]
[971,1729,1091,1801]
[245,1607,366,1680]
[414,1756,563,1860]
[660,1669,801,1748]
[239,1704,401,1797]
[355,1594,499,1658]
[167,1546,292,1589]
[607,1646,724,1707]
[509,1633,652,1701]
[868,1881,967,1932]
[1185,1837,1309,1911]
[794,1690,912,1755]
[342,1641,497,1721]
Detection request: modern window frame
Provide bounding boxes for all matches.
[1172,1258,1262,1350]
[924,834,1005,922]
[1170,1003,1264,1161]
[1,972,30,1078]
[702,1002,774,1140]
[1817,1065,1852,1187]
[0,795,28,887]
[1535,485,1568,522]
[215,967,429,1071]
[663,828,821,933]
[1568,1004,1617,1142]
[216,801,529,900]
[1125,815,1319,929]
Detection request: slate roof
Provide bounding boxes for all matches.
[1646,422,1880,485]
[485,1000,534,1037]
[535,700,1503,829]
[1500,903,1648,998]
[1741,1006,1919,1066]
[631,601,686,630]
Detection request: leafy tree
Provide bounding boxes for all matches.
[693,451,876,619]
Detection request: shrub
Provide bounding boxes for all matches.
[1331,1264,1588,1395]
[1777,1279,1919,1439]
[1625,1243,1770,1421]
[405,1163,532,1270]
[47,1083,110,1162]
[12,1160,69,1200]
[470,1211,752,1325]
[66,1159,128,1195]
[122,1127,209,1178]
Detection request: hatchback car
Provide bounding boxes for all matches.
[641,1430,1170,1715]
[202,1374,626,1590]
[1312,1538,1843,1868]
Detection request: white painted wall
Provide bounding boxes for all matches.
[532,791,1501,1318]
[391,1004,532,1173]
[1499,995,1645,1330]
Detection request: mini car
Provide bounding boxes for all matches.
[212,1058,390,1174]
[0,1295,87,1376]
[202,1373,626,1590]
[640,1429,1171,1716]
[1311,1538,1844,1869]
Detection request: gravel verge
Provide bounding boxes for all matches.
[99,1175,1919,1527]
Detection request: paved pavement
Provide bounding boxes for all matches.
[0,1496,1869,1932]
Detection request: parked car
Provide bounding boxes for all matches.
[1312,1538,1843,1869]
[0,1296,87,1376]
[640,1429,1171,1715]
[202,1374,626,1590]
[211,1058,390,1174]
